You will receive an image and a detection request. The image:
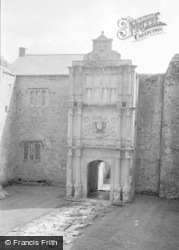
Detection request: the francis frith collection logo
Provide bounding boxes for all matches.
[117,12,166,41]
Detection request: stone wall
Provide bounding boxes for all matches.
[136,74,164,194]
[160,55,179,198]
[0,66,16,186]
[13,75,69,186]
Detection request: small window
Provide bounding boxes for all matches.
[22,141,42,161]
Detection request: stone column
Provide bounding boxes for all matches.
[117,67,123,107]
[66,99,74,198]
[76,95,82,143]
[126,108,132,147]
[122,150,131,202]
[113,151,122,203]
[74,148,83,199]
[66,148,74,198]
[68,106,73,139]
[131,67,135,107]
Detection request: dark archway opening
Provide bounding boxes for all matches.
[87,160,110,200]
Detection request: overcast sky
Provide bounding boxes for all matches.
[1,0,179,73]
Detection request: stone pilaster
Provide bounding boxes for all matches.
[67,106,73,139]
[66,148,74,198]
[113,151,122,203]
[74,148,83,199]
[131,67,135,107]
[122,150,131,202]
[66,104,74,199]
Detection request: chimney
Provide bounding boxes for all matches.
[19,47,27,57]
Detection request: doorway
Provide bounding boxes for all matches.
[87,160,110,200]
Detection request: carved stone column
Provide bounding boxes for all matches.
[74,148,83,199]
[122,150,131,202]
[126,108,132,147]
[68,103,73,139]
[131,67,135,107]
[76,95,82,144]
[66,148,74,198]
[66,104,74,199]
[113,151,122,203]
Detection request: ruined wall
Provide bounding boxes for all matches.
[136,74,164,194]
[160,55,179,198]
[13,75,69,186]
[0,66,16,185]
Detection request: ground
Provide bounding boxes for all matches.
[0,185,179,250]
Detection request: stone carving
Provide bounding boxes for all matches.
[113,188,122,202]
[74,186,83,199]
[82,115,117,138]
[105,140,117,147]
[82,139,117,148]
[84,50,121,62]
[94,141,105,147]
[122,187,130,202]
[66,185,74,198]
[93,120,106,134]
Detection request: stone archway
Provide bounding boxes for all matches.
[86,159,111,200]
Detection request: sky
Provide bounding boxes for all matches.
[1,0,179,73]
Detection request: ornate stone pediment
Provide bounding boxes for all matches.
[83,31,121,62]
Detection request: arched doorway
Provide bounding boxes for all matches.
[87,160,111,200]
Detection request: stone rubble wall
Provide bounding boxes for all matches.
[0,66,16,186]
[13,75,69,186]
[136,74,164,194]
[160,56,179,198]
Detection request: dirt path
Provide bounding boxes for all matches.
[72,195,179,250]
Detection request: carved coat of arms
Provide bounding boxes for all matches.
[93,120,106,134]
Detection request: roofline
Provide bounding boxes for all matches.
[25,54,84,56]
[15,74,70,76]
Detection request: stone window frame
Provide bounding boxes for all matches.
[26,88,49,108]
[20,141,43,162]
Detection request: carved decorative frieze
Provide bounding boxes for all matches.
[66,185,74,198]
[81,139,118,148]
[113,188,122,202]
[74,186,83,199]
[122,187,131,202]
